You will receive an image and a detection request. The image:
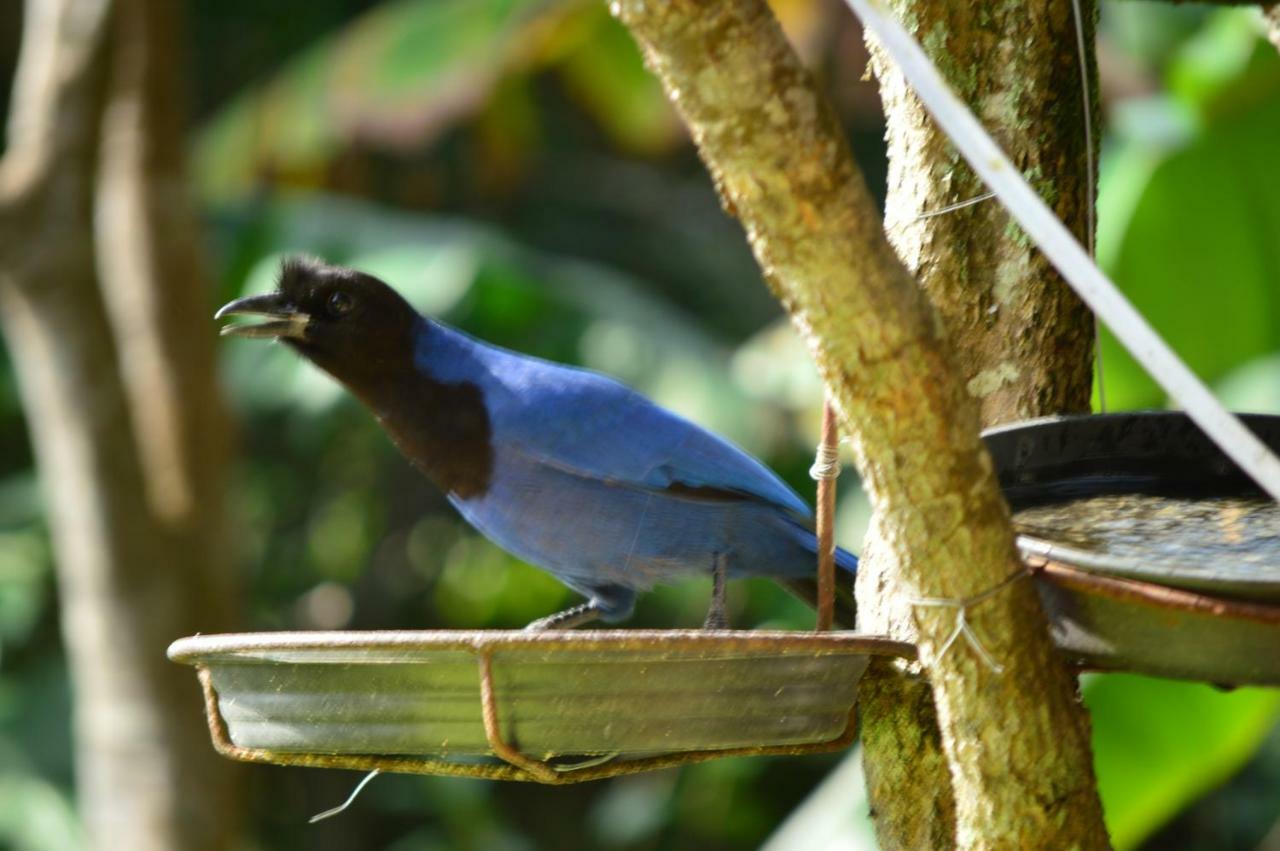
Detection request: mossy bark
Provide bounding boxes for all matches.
[609,1,1109,848]
[867,0,1097,426]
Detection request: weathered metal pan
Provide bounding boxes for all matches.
[168,630,914,781]
[984,411,1280,685]
[986,412,1280,601]
[1031,560,1280,685]
[173,410,1280,782]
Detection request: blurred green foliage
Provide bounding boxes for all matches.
[1086,676,1280,850]
[0,1,1278,849]
[1097,7,1280,412]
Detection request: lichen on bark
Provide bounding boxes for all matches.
[867,0,1098,427]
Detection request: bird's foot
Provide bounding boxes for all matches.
[702,610,729,630]
[524,601,601,631]
[702,555,730,630]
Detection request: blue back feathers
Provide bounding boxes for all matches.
[415,319,811,518]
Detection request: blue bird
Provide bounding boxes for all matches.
[217,258,857,629]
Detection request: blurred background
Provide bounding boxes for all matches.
[0,0,1278,849]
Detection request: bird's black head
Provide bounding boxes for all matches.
[218,256,495,498]
[216,257,421,401]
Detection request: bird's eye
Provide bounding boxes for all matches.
[327,291,354,317]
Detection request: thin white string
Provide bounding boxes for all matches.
[915,191,996,220]
[809,442,841,480]
[309,770,380,824]
[908,569,1028,674]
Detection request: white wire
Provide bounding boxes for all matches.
[915,191,995,220]
[309,770,380,824]
[845,0,1280,502]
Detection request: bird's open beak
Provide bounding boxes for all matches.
[215,292,310,340]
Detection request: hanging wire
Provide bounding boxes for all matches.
[909,569,1029,674]
[1070,0,1106,412]
[914,191,996,220]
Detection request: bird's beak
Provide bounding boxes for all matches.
[215,292,310,340]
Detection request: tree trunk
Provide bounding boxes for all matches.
[609,1,1109,848]
[0,1,241,849]
[857,2,1099,844]
[868,0,1096,425]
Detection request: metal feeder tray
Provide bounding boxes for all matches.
[986,411,1280,685]
[168,630,914,783]
[172,410,1280,783]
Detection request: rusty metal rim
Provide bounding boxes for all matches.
[1018,535,1280,599]
[1031,558,1280,625]
[169,629,918,664]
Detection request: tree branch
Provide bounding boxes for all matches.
[97,0,233,529]
[0,0,241,847]
[608,1,1108,847]
[0,0,110,233]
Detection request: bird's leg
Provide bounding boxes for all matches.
[703,554,729,630]
[524,600,603,631]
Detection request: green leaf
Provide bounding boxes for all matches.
[1216,352,1280,413]
[1096,83,1280,410]
[1085,674,1280,849]
[194,0,550,202]
[1167,9,1280,118]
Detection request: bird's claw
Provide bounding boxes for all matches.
[523,601,601,631]
[701,612,729,631]
[702,554,730,630]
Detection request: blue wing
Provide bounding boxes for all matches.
[475,345,813,519]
